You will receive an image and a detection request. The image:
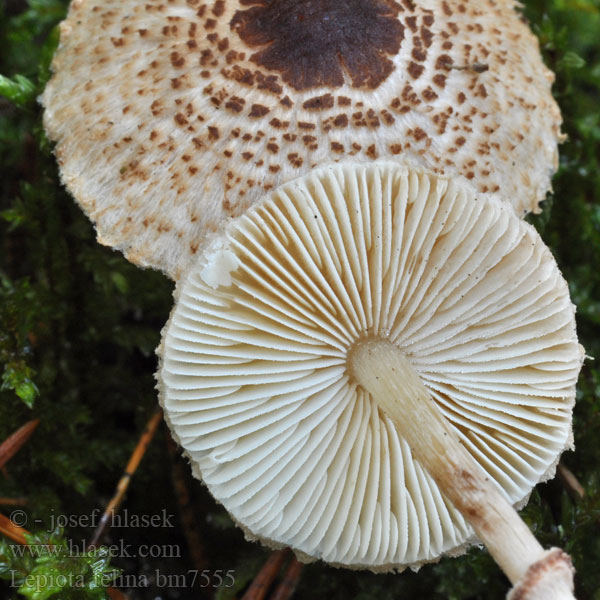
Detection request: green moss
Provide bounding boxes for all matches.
[1,529,120,600]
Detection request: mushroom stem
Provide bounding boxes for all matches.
[350,339,576,599]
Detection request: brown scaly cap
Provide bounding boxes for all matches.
[42,0,562,279]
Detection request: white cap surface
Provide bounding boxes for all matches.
[158,162,582,570]
[43,0,562,278]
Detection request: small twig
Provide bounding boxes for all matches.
[0,419,40,470]
[436,57,489,74]
[241,549,290,600]
[89,411,163,548]
[451,62,489,73]
[166,435,208,571]
[0,497,28,506]
[0,511,28,544]
[107,588,129,600]
[557,463,585,500]
[269,557,303,600]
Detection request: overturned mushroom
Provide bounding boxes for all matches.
[43,0,562,279]
[158,162,582,598]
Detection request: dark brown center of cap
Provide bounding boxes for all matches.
[231,0,404,91]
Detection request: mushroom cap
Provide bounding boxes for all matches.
[157,162,583,570]
[43,0,562,279]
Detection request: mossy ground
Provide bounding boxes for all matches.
[1,1,599,599]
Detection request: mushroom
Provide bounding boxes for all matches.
[157,162,583,598]
[42,0,562,279]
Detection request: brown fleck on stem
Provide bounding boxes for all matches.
[0,419,40,470]
[166,435,207,571]
[350,340,576,599]
[557,464,585,500]
[241,549,289,600]
[269,557,303,600]
[508,548,575,600]
[89,411,163,548]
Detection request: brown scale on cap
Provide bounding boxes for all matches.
[43,0,562,279]
[230,0,404,90]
